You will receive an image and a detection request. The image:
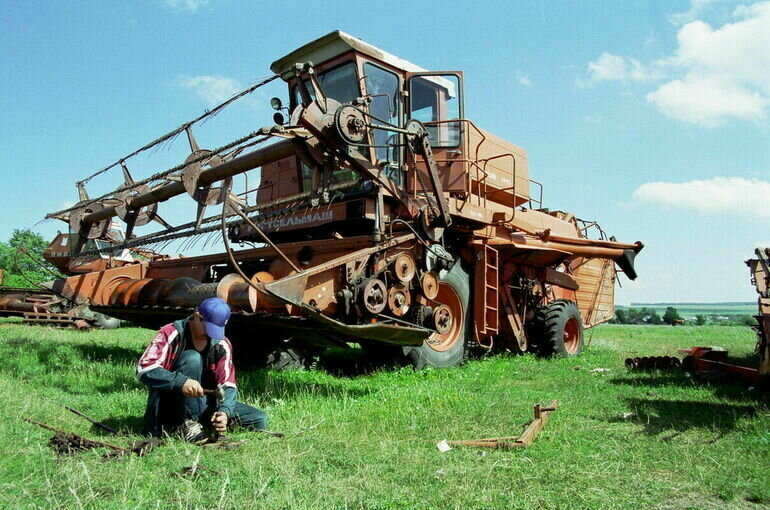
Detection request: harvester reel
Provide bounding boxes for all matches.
[69,203,111,240]
[115,184,159,227]
[334,105,367,144]
[182,150,230,206]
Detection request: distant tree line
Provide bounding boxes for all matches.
[611,307,664,325]
[610,306,757,326]
[611,305,756,326]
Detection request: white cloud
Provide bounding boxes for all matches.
[631,177,770,219]
[583,1,770,126]
[668,0,731,25]
[180,75,241,106]
[586,53,627,82]
[646,74,767,126]
[164,0,209,12]
[515,71,532,87]
[582,52,665,85]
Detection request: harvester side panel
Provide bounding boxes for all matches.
[257,157,301,203]
[570,257,616,327]
[470,128,530,208]
[409,122,530,211]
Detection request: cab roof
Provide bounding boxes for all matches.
[270,30,427,76]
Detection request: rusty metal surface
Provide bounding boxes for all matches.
[31,32,648,363]
[625,356,682,371]
[445,400,558,449]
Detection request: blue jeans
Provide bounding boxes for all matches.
[143,350,268,436]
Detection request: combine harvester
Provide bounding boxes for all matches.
[37,31,642,368]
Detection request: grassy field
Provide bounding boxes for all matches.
[0,320,768,509]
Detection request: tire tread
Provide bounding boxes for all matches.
[532,299,584,357]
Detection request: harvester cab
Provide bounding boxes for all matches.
[37,31,642,369]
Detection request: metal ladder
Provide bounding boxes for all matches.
[475,244,499,343]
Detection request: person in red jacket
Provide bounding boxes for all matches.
[136,297,267,440]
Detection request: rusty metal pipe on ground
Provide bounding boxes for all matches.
[80,139,295,227]
[0,298,43,313]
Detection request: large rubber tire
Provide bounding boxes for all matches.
[530,299,584,357]
[402,261,471,369]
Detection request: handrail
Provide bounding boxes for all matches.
[422,118,487,206]
[481,153,516,221]
[528,179,543,210]
[410,118,547,219]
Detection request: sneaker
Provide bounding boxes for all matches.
[179,419,206,443]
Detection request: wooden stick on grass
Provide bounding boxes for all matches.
[23,418,129,454]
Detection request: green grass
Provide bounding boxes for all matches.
[0,321,768,509]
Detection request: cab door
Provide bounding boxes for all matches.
[406,72,467,194]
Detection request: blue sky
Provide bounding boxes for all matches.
[1,0,768,304]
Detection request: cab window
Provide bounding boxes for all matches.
[292,62,360,107]
[363,63,401,185]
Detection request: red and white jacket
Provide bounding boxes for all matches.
[137,319,237,415]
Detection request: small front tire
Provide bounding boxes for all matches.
[531,299,584,357]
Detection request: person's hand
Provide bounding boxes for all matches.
[211,412,228,433]
[181,378,204,398]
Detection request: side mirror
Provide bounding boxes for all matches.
[270,97,283,111]
[273,112,286,125]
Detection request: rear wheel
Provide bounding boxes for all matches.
[530,299,584,357]
[402,262,471,369]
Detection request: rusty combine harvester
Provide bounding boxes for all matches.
[39,31,642,368]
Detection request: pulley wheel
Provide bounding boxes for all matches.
[359,278,387,315]
[393,253,416,283]
[405,118,427,137]
[420,271,439,300]
[387,283,411,317]
[334,105,367,144]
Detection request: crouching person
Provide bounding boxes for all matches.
[136,297,267,441]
